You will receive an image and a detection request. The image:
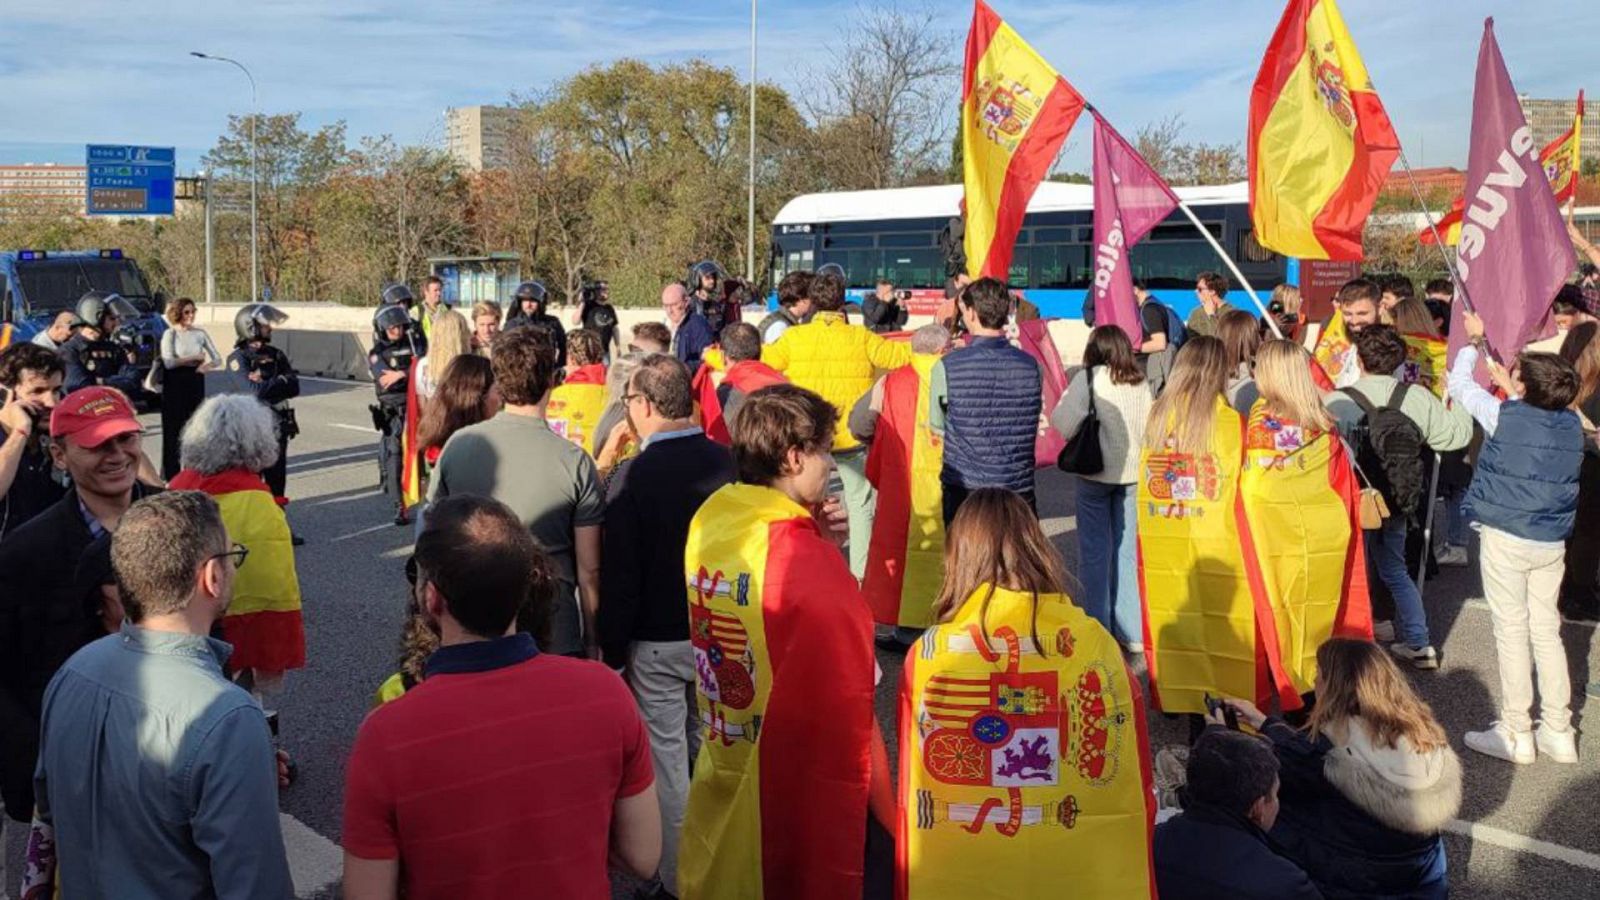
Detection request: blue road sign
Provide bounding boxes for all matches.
[85,145,176,216]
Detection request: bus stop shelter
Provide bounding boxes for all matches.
[428,253,522,309]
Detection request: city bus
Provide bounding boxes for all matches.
[769,181,1297,320]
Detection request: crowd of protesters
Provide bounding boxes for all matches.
[0,251,1595,900]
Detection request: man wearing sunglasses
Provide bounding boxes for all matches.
[33,491,293,899]
[1185,271,1238,339]
[0,386,160,836]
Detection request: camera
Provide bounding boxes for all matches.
[581,281,609,304]
[893,289,913,302]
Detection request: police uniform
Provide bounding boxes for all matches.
[61,332,132,394]
[226,340,300,498]
[369,323,424,513]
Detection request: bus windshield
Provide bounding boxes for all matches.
[15,258,155,315]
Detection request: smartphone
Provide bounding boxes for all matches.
[1204,693,1240,730]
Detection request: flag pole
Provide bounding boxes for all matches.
[1176,201,1284,339]
[1396,146,1477,314]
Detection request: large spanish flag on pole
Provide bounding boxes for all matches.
[962,0,1086,279]
[679,483,876,900]
[898,585,1156,898]
[1249,0,1399,260]
[1539,90,1584,205]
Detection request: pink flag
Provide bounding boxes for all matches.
[1450,18,1577,365]
[1016,318,1068,467]
[1091,110,1182,343]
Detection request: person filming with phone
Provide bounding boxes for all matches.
[863,279,910,334]
[0,343,68,541]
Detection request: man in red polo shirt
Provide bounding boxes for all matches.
[341,494,661,899]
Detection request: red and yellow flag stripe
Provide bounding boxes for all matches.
[1249,0,1399,260]
[1540,89,1584,205]
[961,0,1085,279]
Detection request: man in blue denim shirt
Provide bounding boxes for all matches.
[33,491,292,899]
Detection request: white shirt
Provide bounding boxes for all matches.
[30,331,57,350]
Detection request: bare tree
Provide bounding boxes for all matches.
[806,2,958,190]
[1135,114,1247,186]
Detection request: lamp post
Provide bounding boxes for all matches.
[200,169,214,306]
[191,51,258,303]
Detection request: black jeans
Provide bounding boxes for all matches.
[159,365,205,480]
[941,483,1038,528]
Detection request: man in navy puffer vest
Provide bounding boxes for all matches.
[1449,310,1584,766]
[928,278,1042,525]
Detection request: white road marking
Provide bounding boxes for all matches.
[303,490,386,507]
[299,375,364,385]
[327,423,375,434]
[287,450,374,470]
[1444,818,1600,872]
[281,812,342,898]
[330,522,396,543]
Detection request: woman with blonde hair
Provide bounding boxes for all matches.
[471,300,502,355]
[1240,341,1371,707]
[900,488,1156,898]
[414,309,472,404]
[1139,337,1256,713]
[1219,638,1461,899]
[1217,309,1262,415]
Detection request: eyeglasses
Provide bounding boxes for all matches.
[621,392,645,405]
[208,542,249,569]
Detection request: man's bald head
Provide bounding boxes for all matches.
[662,283,689,325]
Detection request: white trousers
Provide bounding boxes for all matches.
[1478,525,1573,733]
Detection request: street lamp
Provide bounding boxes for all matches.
[191,51,258,303]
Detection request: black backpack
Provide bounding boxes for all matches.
[1341,384,1428,522]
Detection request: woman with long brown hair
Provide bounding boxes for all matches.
[902,488,1156,898]
[1217,309,1262,415]
[1219,638,1461,899]
[415,354,498,456]
[1050,325,1153,650]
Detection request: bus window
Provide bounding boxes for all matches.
[881,249,942,289]
[879,233,933,248]
[1030,245,1090,289]
[1008,258,1029,288]
[1129,241,1218,289]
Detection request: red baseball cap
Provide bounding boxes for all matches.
[50,387,142,448]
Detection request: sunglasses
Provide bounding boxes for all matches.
[207,542,249,569]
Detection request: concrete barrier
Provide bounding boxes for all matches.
[187,302,1093,382]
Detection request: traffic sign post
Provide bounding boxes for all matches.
[85,145,176,216]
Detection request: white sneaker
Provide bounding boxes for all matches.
[1535,722,1579,763]
[1388,642,1439,670]
[1465,722,1535,764]
[1373,620,1396,642]
[1436,544,1469,567]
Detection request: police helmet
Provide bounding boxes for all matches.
[373,304,413,335]
[380,282,414,307]
[816,262,847,282]
[235,303,290,342]
[513,280,548,310]
[74,290,140,332]
[687,260,727,289]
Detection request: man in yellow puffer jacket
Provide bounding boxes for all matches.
[763,272,913,576]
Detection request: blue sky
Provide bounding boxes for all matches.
[0,0,1591,177]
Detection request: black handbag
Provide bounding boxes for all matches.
[1056,366,1105,475]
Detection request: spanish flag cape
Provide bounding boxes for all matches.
[400,358,424,509]
[680,483,875,900]
[1399,332,1448,398]
[1137,399,1260,714]
[547,363,608,455]
[696,359,789,446]
[897,585,1156,899]
[1312,310,1359,389]
[1248,0,1398,259]
[863,354,945,629]
[168,468,305,672]
[1238,402,1372,709]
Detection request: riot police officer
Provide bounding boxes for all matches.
[225,304,301,506]
[503,280,566,367]
[370,303,425,525]
[687,260,740,333]
[61,290,142,394]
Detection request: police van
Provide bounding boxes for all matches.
[0,249,168,370]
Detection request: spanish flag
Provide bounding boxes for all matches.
[1400,331,1448,398]
[898,585,1156,898]
[679,483,876,899]
[547,363,608,455]
[863,354,946,629]
[961,0,1085,279]
[1418,196,1465,247]
[1249,0,1399,260]
[400,359,424,510]
[1539,90,1584,205]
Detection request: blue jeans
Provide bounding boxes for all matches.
[1443,483,1470,548]
[1075,479,1142,646]
[1367,516,1431,648]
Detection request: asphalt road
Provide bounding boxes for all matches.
[8,375,1600,898]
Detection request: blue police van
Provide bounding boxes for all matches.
[0,248,168,371]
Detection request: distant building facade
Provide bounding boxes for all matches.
[0,163,86,215]
[1519,93,1598,161]
[446,105,517,171]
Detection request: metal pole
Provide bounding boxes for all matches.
[1176,201,1283,339]
[191,52,258,303]
[747,0,758,282]
[1397,146,1474,313]
[1416,452,1443,593]
[203,173,214,306]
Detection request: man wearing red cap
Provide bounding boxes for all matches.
[0,386,158,828]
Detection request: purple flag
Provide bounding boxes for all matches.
[1091,110,1181,344]
[1450,18,1577,364]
